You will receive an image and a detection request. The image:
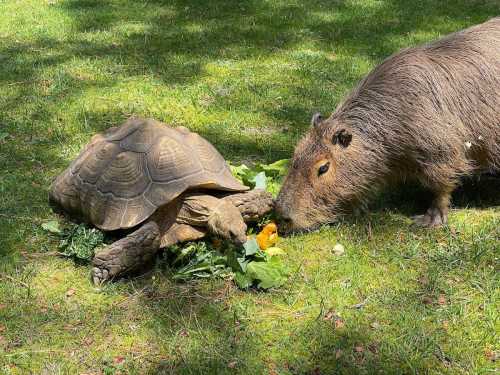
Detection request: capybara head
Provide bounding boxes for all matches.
[276,113,379,232]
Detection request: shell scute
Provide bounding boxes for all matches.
[96,151,150,199]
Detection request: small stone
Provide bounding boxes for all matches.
[333,243,345,256]
[113,356,125,365]
[370,322,380,330]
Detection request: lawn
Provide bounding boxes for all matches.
[0,0,499,374]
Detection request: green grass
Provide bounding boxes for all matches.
[0,0,499,373]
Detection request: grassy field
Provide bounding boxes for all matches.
[0,0,499,374]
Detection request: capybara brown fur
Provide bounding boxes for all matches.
[276,18,500,231]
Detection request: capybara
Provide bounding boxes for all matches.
[276,18,500,231]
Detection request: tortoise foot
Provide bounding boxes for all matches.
[91,221,160,285]
[91,266,110,285]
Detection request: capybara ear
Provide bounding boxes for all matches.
[311,112,323,127]
[332,129,352,148]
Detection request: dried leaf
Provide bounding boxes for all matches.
[485,348,498,362]
[335,349,343,359]
[438,294,447,305]
[66,288,76,297]
[113,356,125,365]
[334,318,345,329]
[354,345,364,353]
[227,360,237,368]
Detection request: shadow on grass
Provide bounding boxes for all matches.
[368,175,500,219]
[0,272,263,373]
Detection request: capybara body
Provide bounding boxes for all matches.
[276,18,500,231]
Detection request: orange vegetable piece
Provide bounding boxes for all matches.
[256,222,279,250]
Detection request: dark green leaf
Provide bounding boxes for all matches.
[237,256,250,272]
[58,224,104,261]
[234,272,253,289]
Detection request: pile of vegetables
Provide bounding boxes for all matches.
[164,159,290,289]
[42,160,291,290]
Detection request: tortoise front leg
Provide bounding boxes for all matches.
[221,189,274,222]
[91,221,160,285]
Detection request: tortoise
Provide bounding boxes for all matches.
[49,117,274,284]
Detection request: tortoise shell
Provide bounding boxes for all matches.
[49,117,248,230]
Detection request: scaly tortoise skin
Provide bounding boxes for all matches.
[49,117,273,284]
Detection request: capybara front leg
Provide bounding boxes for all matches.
[413,189,452,228]
[91,221,160,285]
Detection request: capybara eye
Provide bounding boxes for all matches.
[318,162,330,176]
